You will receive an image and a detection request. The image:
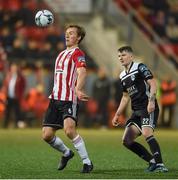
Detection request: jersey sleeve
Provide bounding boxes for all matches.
[119,72,127,92]
[138,63,153,81]
[73,49,86,68]
[120,79,127,92]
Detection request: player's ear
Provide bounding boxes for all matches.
[77,36,81,42]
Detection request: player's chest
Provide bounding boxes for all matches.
[122,72,140,86]
[55,53,73,72]
[122,72,142,95]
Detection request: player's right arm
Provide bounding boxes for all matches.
[112,92,130,126]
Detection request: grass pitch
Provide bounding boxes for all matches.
[0,128,177,179]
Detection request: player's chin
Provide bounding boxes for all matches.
[148,110,154,114]
[113,123,119,127]
[79,97,89,101]
[80,99,88,102]
[66,42,70,46]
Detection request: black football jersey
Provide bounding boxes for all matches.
[120,61,156,111]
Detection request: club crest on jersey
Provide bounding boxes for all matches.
[139,64,148,72]
[131,74,135,81]
[78,56,85,62]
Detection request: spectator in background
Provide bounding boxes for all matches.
[0,27,15,53]
[152,10,167,39]
[166,16,178,44]
[0,44,8,88]
[25,40,39,60]
[16,1,34,26]
[9,37,25,60]
[113,78,123,107]
[160,76,177,127]
[85,68,98,98]
[169,1,178,24]
[112,77,126,126]
[2,63,26,128]
[1,11,14,28]
[55,41,65,53]
[45,26,65,49]
[93,67,111,128]
[39,42,54,63]
[142,0,169,13]
[82,68,98,128]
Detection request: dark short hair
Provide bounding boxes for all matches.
[65,24,86,44]
[118,46,133,53]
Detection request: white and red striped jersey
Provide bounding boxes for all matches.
[49,47,86,102]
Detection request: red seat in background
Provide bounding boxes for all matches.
[25,27,47,41]
[0,0,22,11]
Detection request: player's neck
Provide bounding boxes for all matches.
[125,61,133,72]
[67,44,78,50]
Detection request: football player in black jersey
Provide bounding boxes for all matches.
[112,46,168,172]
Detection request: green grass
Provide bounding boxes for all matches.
[0,128,177,179]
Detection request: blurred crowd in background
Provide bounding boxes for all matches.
[115,0,178,69]
[0,0,177,129]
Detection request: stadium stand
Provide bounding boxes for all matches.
[114,0,178,70]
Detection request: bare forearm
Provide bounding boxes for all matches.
[148,79,157,102]
[76,68,87,91]
[116,95,129,116]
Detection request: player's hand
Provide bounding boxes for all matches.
[147,101,155,113]
[76,89,89,101]
[112,114,120,127]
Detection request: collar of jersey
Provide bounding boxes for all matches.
[125,61,134,74]
[66,47,79,52]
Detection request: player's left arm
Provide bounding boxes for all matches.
[138,63,156,113]
[147,78,157,113]
[76,67,89,101]
[74,50,89,101]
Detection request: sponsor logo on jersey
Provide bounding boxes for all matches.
[127,85,138,96]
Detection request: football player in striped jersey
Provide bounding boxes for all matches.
[42,25,93,173]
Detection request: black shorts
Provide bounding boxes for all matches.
[43,99,79,129]
[126,108,159,133]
